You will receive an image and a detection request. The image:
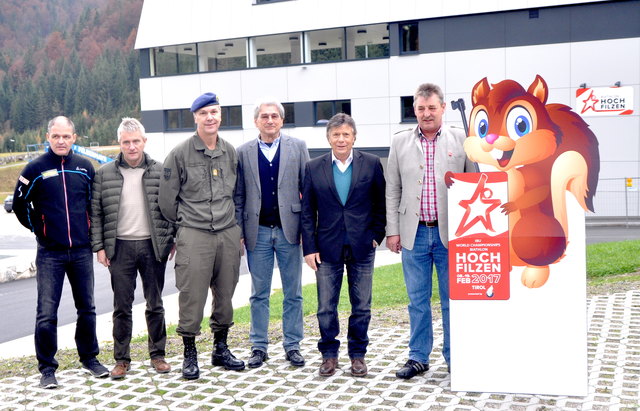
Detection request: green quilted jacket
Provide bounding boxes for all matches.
[90,152,175,261]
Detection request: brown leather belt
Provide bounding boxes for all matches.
[418,220,438,227]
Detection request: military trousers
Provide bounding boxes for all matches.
[174,225,241,336]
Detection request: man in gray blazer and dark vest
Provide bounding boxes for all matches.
[235,99,310,368]
[386,83,477,379]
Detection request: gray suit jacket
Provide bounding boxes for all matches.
[234,133,310,251]
[385,125,477,249]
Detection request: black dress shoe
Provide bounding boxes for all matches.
[248,350,268,368]
[396,359,429,379]
[285,350,305,367]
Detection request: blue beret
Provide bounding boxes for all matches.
[190,92,220,112]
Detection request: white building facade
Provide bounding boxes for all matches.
[135,0,640,216]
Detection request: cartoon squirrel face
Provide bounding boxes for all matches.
[465,77,561,171]
[462,75,599,288]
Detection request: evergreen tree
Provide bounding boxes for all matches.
[74,67,93,116]
[63,78,76,115]
[0,0,143,152]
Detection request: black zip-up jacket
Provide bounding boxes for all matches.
[13,149,95,250]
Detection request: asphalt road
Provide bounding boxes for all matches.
[585,224,640,244]
[0,230,180,343]
[0,209,638,344]
[0,209,249,344]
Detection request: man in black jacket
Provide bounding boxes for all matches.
[301,113,386,378]
[91,117,175,380]
[13,116,108,389]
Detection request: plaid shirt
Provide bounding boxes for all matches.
[419,128,440,222]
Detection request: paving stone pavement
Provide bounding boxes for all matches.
[0,289,638,410]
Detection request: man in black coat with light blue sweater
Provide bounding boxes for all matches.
[301,113,386,378]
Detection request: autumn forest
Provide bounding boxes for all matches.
[0,0,144,151]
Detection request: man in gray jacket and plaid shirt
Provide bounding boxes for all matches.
[91,117,175,380]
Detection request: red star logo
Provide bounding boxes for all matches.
[580,90,599,114]
[455,173,502,237]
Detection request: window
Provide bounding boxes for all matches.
[147,22,397,76]
[198,39,247,72]
[165,109,195,131]
[165,106,242,130]
[282,103,295,126]
[151,44,197,76]
[346,24,389,60]
[221,106,243,129]
[314,100,351,125]
[307,28,344,63]
[400,22,419,54]
[401,96,416,122]
[252,33,302,68]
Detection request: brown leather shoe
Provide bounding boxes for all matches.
[319,358,338,377]
[110,361,130,380]
[351,358,367,377]
[150,357,171,374]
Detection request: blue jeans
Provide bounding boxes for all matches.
[35,245,99,373]
[316,246,374,359]
[401,225,450,365]
[247,225,303,353]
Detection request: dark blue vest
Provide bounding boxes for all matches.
[258,145,281,227]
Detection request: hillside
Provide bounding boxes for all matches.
[0,0,144,151]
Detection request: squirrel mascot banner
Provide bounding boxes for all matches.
[447,75,600,396]
[464,74,600,288]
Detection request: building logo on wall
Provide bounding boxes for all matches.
[577,86,634,116]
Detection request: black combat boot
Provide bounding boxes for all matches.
[182,336,200,380]
[211,329,245,371]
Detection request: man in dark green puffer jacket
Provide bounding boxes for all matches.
[90,117,175,380]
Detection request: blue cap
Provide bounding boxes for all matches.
[190,92,220,112]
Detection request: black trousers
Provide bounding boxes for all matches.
[109,239,168,361]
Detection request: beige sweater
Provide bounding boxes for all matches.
[116,166,151,240]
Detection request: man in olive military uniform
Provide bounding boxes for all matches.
[159,92,244,380]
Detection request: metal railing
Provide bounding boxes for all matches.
[589,177,640,225]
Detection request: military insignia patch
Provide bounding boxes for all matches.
[164,168,171,180]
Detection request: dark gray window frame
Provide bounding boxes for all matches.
[164,109,194,132]
[313,100,352,126]
[254,0,293,4]
[281,102,296,127]
[221,106,243,129]
[400,96,416,123]
[141,1,640,79]
[399,21,419,54]
[162,106,243,132]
